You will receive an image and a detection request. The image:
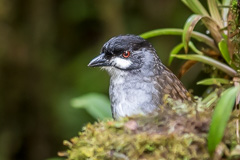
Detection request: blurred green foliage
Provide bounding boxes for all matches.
[71,93,111,120]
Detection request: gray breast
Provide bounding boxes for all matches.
[109,75,160,119]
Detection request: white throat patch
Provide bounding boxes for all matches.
[111,57,132,69]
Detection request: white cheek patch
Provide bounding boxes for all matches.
[111,57,132,69]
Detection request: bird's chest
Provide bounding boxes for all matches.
[109,76,159,119]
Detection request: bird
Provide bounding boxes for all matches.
[88,34,191,119]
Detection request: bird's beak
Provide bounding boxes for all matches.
[88,53,110,67]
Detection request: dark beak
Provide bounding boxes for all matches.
[88,53,110,67]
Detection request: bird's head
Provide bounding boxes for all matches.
[88,35,159,75]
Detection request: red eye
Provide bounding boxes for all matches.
[122,51,130,58]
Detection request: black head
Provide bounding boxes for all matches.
[88,34,157,71]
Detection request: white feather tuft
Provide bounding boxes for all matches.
[111,57,132,69]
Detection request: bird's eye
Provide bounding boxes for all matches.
[122,51,131,58]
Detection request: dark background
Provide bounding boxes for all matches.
[0,0,206,159]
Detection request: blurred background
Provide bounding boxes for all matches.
[0,0,208,160]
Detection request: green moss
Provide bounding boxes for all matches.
[59,102,203,159]
[58,97,240,160]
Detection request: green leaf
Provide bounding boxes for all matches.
[182,14,221,52]
[140,28,218,52]
[182,1,223,43]
[71,93,112,120]
[218,39,231,65]
[197,78,230,85]
[201,19,222,44]
[208,86,240,154]
[189,41,204,55]
[168,41,203,65]
[168,43,184,65]
[207,0,224,28]
[202,90,219,108]
[173,54,237,77]
[182,0,209,16]
[182,14,203,53]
